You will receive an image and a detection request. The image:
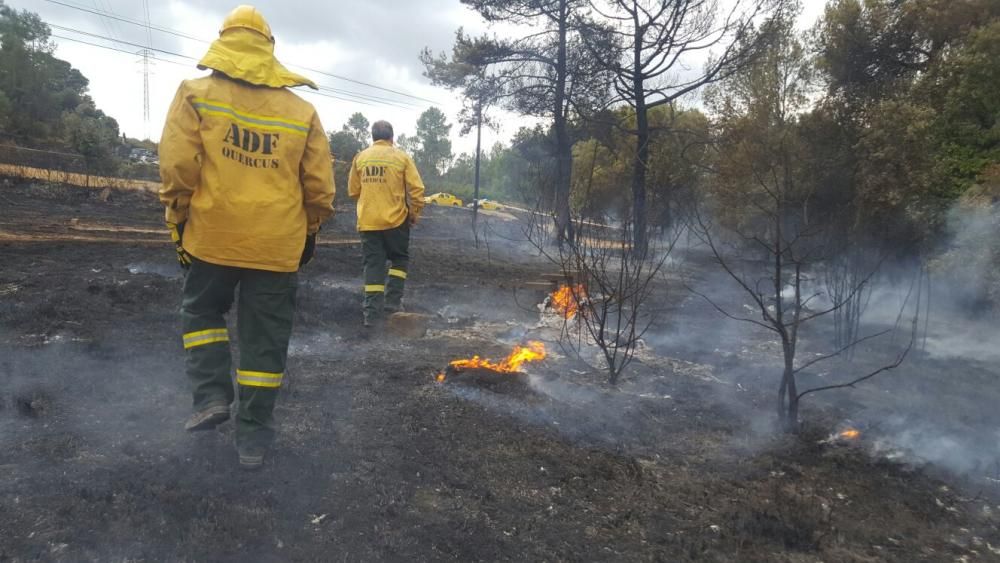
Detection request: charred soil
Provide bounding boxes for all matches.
[1,180,999,562]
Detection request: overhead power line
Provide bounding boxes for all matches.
[289,62,441,106]
[50,33,186,66]
[46,21,421,108]
[90,0,121,49]
[40,0,441,105]
[47,23,419,109]
[48,23,190,60]
[48,32,393,108]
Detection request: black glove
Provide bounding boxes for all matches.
[300,232,317,266]
[167,221,192,270]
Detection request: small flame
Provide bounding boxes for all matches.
[818,426,863,445]
[437,341,547,381]
[838,428,861,440]
[550,284,586,319]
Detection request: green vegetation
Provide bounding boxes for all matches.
[0,0,122,174]
[419,0,998,300]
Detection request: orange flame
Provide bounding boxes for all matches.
[550,284,586,319]
[838,428,861,440]
[437,341,547,381]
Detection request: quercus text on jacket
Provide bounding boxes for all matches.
[159,75,336,273]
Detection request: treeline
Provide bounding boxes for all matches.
[418,0,998,301]
[326,106,551,205]
[0,1,137,175]
[328,109,457,195]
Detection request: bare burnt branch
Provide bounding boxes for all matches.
[792,328,894,375]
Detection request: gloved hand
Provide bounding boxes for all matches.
[300,232,317,266]
[167,222,192,270]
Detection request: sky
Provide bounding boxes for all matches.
[8,0,827,156]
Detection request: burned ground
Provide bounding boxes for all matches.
[2,181,1000,562]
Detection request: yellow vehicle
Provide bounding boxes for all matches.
[467,198,504,211]
[423,192,464,207]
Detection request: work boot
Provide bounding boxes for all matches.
[184,403,230,432]
[238,451,264,471]
[364,311,384,328]
[236,439,266,470]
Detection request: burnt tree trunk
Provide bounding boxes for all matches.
[630,8,649,257]
[472,99,483,246]
[552,0,574,247]
[632,107,650,256]
[781,341,799,432]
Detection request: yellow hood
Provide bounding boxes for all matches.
[197,28,317,90]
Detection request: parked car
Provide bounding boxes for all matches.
[424,192,464,207]
[466,198,504,211]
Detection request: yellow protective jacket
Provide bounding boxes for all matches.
[159,74,335,273]
[348,140,425,231]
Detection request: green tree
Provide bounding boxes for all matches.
[0,88,10,130]
[813,0,1000,248]
[413,106,453,182]
[62,100,120,174]
[423,0,606,246]
[0,1,121,171]
[578,0,783,254]
[344,112,370,146]
[923,21,1000,198]
[329,128,362,193]
[329,113,371,191]
[396,133,419,155]
[699,12,916,431]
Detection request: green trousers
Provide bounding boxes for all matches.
[361,223,410,317]
[181,258,297,453]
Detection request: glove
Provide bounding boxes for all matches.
[300,232,317,266]
[167,222,192,270]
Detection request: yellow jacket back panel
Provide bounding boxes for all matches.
[348,140,425,231]
[159,74,335,272]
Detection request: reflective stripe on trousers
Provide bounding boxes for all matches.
[236,369,283,389]
[183,328,229,349]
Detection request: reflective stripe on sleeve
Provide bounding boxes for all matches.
[183,328,229,349]
[236,370,283,388]
[364,284,386,293]
[388,269,407,280]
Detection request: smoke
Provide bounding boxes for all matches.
[125,262,182,279]
[913,202,1000,363]
[621,202,1000,485]
[934,199,1000,311]
[441,370,688,453]
[849,201,1000,363]
[0,338,192,477]
[921,318,1000,363]
[811,202,1000,481]
[872,418,1000,477]
[287,331,343,357]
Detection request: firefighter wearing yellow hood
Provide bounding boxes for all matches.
[158,5,335,470]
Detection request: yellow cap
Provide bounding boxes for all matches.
[220,5,273,42]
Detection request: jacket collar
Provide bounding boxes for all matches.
[197,28,317,90]
[373,140,393,147]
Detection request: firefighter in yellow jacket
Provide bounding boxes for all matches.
[158,5,335,469]
[348,121,425,326]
